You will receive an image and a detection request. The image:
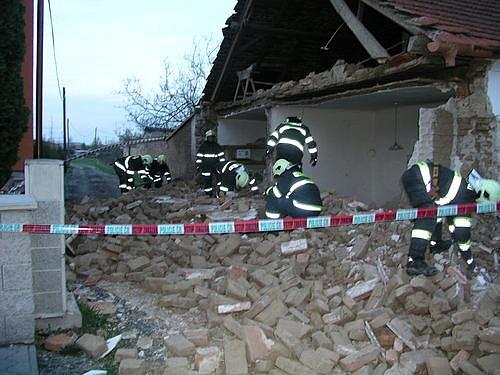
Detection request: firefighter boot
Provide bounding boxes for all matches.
[407,257,438,277]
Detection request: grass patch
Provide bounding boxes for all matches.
[71,158,116,176]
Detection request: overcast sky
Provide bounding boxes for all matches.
[43,0,235,144]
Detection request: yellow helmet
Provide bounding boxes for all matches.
[157,154,167,164]
[476,179,500,203]
[142,154,153,165]
[236,170,249,189]
[272,159,292,176]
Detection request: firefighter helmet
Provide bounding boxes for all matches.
[157,154,167,164]
[235,170,249,189]
[272,159,292,176]
[205,130,216,140]
[476,179,500,203]
[142,154,153,165]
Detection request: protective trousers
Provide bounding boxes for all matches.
[200,164,218,194]
[401,165,475,268]
[114,162,134,193]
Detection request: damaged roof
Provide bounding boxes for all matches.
[385,0,500,49]
[203,0,500,104]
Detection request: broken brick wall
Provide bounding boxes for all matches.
[409,61,499,181]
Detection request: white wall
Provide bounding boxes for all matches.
[488,60,500,116]
[218,119,267,145]
[269,104,423,208]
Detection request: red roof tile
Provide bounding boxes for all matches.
[388,0,500,50]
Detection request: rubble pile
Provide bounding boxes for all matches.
[65,181,500,374]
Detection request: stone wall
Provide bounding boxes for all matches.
[165,117,196,180]
[0,195,37,344]
[123,140,168,158]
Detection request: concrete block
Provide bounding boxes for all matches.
[0,290,34,315]
[0,236,31,264]
[31,234,60,249]
[44,333,76,352]
[25,159,64,201]
[459,360,486,375]
[34,291,64,316]
[32,270,62,293]
[322,306,354,325]
[31,247,62,271]
[2,263,32,291]
[4,313,34,344]
[224,338,248,375]
[36,292,82,332]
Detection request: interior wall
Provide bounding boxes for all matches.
[269,103,438,208]
[218,119,267,145]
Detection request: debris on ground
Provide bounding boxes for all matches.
[42,180,500,374]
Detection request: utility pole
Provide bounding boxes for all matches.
[35,0,45,158]
[66,118,70,157]
[94,127,97,146]
[63,87,66,151]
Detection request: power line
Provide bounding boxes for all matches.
[47,0,63,100]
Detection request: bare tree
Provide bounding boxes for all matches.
[121,36,218,130]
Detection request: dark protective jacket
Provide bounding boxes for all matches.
[115,155,147,176]
[267,117,318,165]
[196,141,225,169]
[148,160,172,183]
[216,160,258,193]
[266,166,322,217]
[404,161,476,207]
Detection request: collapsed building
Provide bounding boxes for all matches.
[167,0,500,208]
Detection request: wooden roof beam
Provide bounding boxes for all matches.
[329,0,390,63]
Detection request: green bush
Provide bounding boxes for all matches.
[0,0,29,186]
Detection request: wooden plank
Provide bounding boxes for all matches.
[329,0,390,61]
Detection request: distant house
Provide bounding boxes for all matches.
[167,0,500,208]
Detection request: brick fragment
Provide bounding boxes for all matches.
[118,358,145,375]
[218,301,251,314]
[339,344,379,372]
[275,356,318,375]
[127,256,150,272]
[322,306,355,325]
[76,334,107,358]
[223,316,244,339]
[280,239,308,255]
[425,357,452,375]
[299,348,335,374]
[224,338,248,375]
[345,278,379,300]
[276,318,313,340]
[242,325,273,362]
[449,349,470,372]
[477,354,500,374]
[184,328,209,347]
[114,348,138,362]
[386,317,418,351]
[195,346,220,373]
[44,333,76,352]
[165,335,195,356]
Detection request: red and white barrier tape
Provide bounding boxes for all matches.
[0,202,498,236]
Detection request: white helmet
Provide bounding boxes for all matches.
[476,179,500,203]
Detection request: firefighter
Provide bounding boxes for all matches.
[401,161,500,277]
[114,154,152,193]
[144,154,172,188]
[196,130,225,195]
[266,116,318,167]
[216,160,259,196]
[265,159,323,218]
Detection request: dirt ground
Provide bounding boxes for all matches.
[65,162,120,202]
